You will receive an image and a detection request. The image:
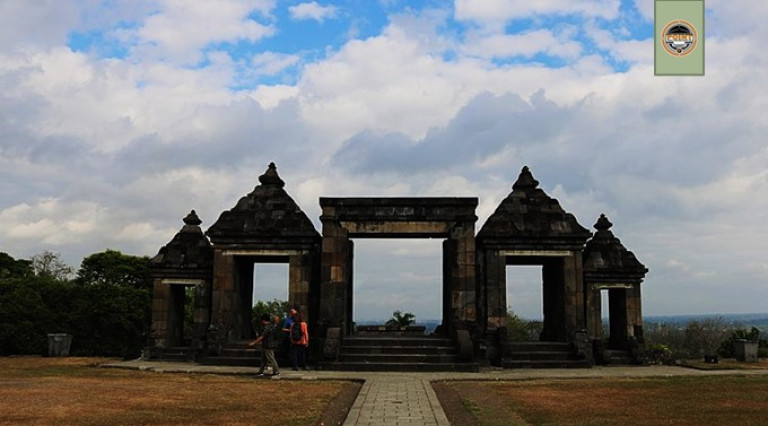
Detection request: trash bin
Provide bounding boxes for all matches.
[47,333,72,357]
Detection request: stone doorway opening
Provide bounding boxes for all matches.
[502,256,569,342]
[352,238,442,331]
[165,283,197,347]
[233,255,289,339]
[506,265,543,340]
[598,286,631,350]
[319,197,478,338]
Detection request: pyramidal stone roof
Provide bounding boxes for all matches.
[206,163,320,244]
[477,166,592,250]
[583,214,648,284]
[150,210,213,278]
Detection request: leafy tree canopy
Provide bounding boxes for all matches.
[0,252,33,279]
[386,310,416,328]
[76,249,152,289]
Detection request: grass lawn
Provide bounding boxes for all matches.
[441,375,768,426]
[0,357,357,426]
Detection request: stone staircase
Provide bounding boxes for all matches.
[502,341,591,368]
[199,340,264,367]
[156,346,197,362]
[319,335,480,372]
[602,349,634,365]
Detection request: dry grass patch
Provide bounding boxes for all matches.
[442,375,768,426]
[0,357,357,426]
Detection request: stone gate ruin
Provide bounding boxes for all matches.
[146,163,647,369]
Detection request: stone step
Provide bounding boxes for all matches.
[503,351,579,361]
[338,353,460,364]
[156,347,196,361]
[506,341,573,352]
[318,361,480,373]
[341,345,456,355]
[502,359,592,369]
[603,350,634,365]
[343,337,454,347]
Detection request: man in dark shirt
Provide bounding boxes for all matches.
[249,313,280,377]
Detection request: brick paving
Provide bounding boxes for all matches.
[104,360,768,425]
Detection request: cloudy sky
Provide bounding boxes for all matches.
[1,0,766,321]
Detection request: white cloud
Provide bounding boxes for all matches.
[251,84,299,108]
[0,0,79,50]
[462,29,583,60]
[126,0,275,64]
[288,2,338,22]
[250,51,300,76]
[455,0,621,26]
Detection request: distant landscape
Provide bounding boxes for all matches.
[358,313,768,337]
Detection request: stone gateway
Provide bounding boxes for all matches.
[145,163,647,369]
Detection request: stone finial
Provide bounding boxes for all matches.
[594,213,613,231]
[512,165,540,190]
[183,210,202,226]
[258,162,285,188]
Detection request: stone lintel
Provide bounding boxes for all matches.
[500,250,574,257]
[160,278,206,286]
[320,197,478,208]
[221,249,309,257]
[339,220,452,236]
[590,282,635,290]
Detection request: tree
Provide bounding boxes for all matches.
[0,252,33,279]
[30,251,73,280]
[252,299,289,334]
[76,249,152,289]
[386,310,416,328]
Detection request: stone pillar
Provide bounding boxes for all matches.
[449,223,477,335]
[210,249,237,342]
[483,250,507,331]
[585,285,602,340]
[627,284,643,338]
[289,253,312,315]
[541,258,566,341]
[193,281,211,355]
[563,251,586,339]
[150,279,170,349]
[442,239,454,334]
[320,218,351,335]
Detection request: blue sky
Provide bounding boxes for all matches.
[1,0,767,321]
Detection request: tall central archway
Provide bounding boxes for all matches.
[318,197,478,337]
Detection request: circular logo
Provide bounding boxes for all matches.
[662,20,698,56]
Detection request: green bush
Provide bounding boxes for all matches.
[506,310,542,342]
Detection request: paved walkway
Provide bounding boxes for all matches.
[104,360,768,425]
[343,375,448,426]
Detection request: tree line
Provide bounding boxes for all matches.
[0,250,152,359]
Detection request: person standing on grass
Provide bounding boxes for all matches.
[248,313,280,377]
[290,311,309,370]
